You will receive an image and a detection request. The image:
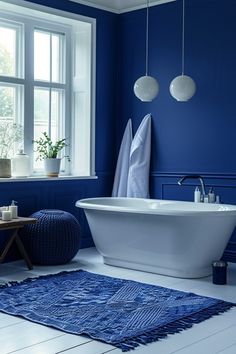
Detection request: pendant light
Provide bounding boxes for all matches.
[169,0,196,102]
[134,0,159,102]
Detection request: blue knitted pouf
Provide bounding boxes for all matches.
[20,210,81,265]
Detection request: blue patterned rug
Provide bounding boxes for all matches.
[0,270,235,351]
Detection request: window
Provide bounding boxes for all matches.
[0,0,95,177]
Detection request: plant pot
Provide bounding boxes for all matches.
[0,158,11,178]
[44,158,61,177]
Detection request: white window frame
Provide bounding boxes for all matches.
[0,0,96,179]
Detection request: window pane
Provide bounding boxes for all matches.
[0,84,24,125]
[34,30,65,83]
[52,34,63,83]
[34,87,49,126]
[34,31,50,81]
[0,85,15,158]
[0,84,23,158]
[33,88,65,171]
[51,89,65,170]
[34,87,49,169]
[0,26,16,77]
[0,85,15,120]
[51,89,64,141]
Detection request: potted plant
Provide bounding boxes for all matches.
[34,132,69,177]
[0,122,23,177]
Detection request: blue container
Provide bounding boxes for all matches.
[212,261,227,285]
[20,209,81,265]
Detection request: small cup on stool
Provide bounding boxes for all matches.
[2,210,12,221]
[212,260,228,285]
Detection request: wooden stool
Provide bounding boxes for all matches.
[0,217,37,270]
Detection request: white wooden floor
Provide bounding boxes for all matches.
[0,247,236,354]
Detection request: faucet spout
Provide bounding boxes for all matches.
[178,175,206,197]
[198,177,206,196]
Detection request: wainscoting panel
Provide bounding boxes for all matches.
[0,173,113,262]
[150,173,236,263]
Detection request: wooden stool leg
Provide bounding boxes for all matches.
[0,229,18,264]
[15,234,33,270]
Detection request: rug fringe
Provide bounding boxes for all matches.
[115,301,236,352]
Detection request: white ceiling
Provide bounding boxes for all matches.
[68,0,176,13]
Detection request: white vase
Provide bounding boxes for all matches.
[11,150,30,177]
[44,158,61,177]
[0,158,11,178]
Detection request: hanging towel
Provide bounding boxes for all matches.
[127,114,152,198]
[112,119,133,197]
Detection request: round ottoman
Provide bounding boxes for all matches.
[20,209,81,265]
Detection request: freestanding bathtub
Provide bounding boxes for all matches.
[76,198,236,278]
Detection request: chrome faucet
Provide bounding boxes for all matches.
[178,175,206,198]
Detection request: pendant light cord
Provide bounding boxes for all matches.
[145,0,149,76]
[181,0,185,75]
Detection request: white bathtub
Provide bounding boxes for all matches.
[76,198,236,278]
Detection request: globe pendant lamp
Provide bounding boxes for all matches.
[169,0,196,102]
[134,0,159,102]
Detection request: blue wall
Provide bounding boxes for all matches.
[119,0,236,261]
[1,0,236,262]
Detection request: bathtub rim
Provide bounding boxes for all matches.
[76,197,236,217]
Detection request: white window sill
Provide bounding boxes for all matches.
[0,175,98,182]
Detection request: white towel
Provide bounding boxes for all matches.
[112,119,133,197]
[127,114,152,198]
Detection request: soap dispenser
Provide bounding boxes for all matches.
[9,200,18,219]
[208,188,215,203]
[194,186,201,203]
[11,149,30,177]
